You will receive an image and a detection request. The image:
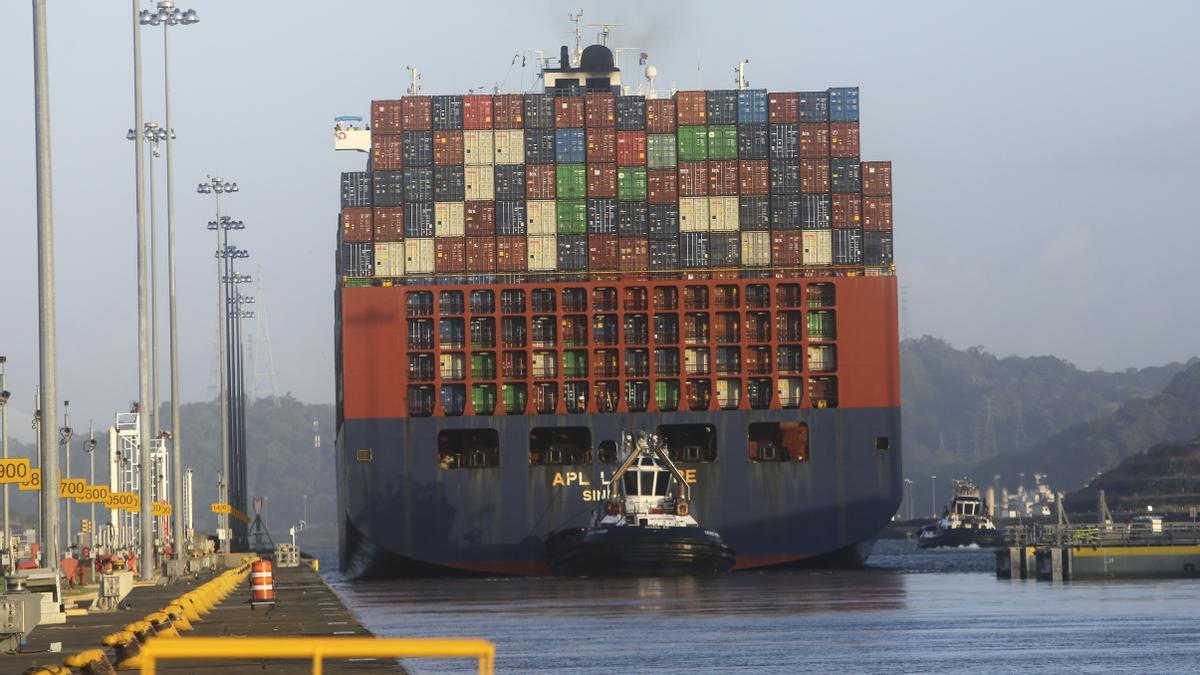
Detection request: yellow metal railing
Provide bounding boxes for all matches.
[137,636,496,675]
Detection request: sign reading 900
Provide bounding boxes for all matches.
[0,459,32,484]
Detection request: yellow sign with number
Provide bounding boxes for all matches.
[152,501,173,517]
[18,468,42,491]
[78,484,110,504]
[106,491,140,512]
[211,502,232,514]
[0,458,32,484]
[58,478,87,499]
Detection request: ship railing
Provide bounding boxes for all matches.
[1004,522,1200,548]
[138,637,495,675]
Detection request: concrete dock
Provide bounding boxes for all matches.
[7,563,404,673]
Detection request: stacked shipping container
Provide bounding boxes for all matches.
[342,86,892,281]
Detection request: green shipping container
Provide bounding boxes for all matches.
[563,350,588,377]
[647,134,677,169]
[708,125,738,160]
[557,199,587,234]
[676,126,708,161]
[471,384,496,415]
[343,278,373,287]
[502,383,527,414]
[655,380,681,411]
[556,164,587,199]
[617,167,648,201]
[471,353,496,379]
[807,310,837,340]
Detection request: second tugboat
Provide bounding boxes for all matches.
[917,479,1006,549]
[546,431,736,576]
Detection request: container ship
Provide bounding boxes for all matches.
[334,43,901,577]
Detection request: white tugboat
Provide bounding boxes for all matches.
[546,430,736,576]
[917,479,1005,549]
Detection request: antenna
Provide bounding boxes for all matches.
[587,22,625,48]
[568,9,584,67]
[735,59,750,89]
[406,66,421,95]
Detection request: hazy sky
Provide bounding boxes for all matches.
[1,1,1197,439]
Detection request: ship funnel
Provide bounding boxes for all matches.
[560,45,571,69]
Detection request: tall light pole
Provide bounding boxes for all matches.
[225,258,252,551]
[197,178,238,554]
[60,400,73,555]
[903,478,913,520]
[33,0,61,573]
[930,475,937,518]
[86,422,97,550]
[0,357,10,571]
[129,0,156,582]
[141,0,197,570]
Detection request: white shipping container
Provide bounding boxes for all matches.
[777,377,805,407]
[464,165,496,201]
[527,235,558,270]
[463,130,495,165]
[494,129,525,164]
[439,353,466,380]
[404,238,435,273]
[708,196,740,232]
[802,230,832,266]
[741,231,771,266]
[679,197,710,232]
[373,242,405,277]
[526,200,557,235]
[716,379,741,408]
[434,201,465,237]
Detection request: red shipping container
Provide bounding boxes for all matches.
[465,237,497,272]
[799,123,830,159]
[341,207,373,242]
[616,131,647,167]
[831,193,862,228]
[863,195,894,231]
[462,94,494,130]
[434,130,465,165]
[371,134,404,171]
[588,235,619,270]
[707,160,739,196]
[371,100,403,133]
[647,169,679,204]
[464,201,496,236]
[374,207,404,242]
[861,161,892,196]
[739,160,769,194]
[768,92,800,124]
[678,161,709,197]
[587,164,617,198]
[829,122,860,158]
[771,231,803,266]
[402,96,432,130]
[646,99,676,134]
[493,94,525,129]
[619,238,650,272]
[585,92,616,127]
[435,237,465,273]
[526,164,557,200]
[554,96,585,128]
[586,128,616,163]
[496,236,527,272]
[675,91,707,126]
[800,158,831,193]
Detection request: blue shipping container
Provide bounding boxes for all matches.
[830,158,862,194]
[739,196,771,230]
[863,231,893,265]
[373,170,404,207]
[494,164,526,200]
[769,124,799,160]
[706,90,739,125]
[738,124,769,160]
[769,160,800,194]
[555,128,586,164]
[801,194,832,229]
[404,202,434,237]
[434,166,465,202]
[340,241,374,277]
[798,91,830,123]
[341,171,372,208]
[557,234,589,270]
[737,89,769,124]
[402,131,433,166]
[832,228,863,265]
[680,232,710,268]
[828,87,860,122]
[432,95,464,130]
[404,167,434,203]
[648,204,680,240]
[587,198,619,234]
[523,93,555,129]
[770,195,802,229]
[618,201,649,237]
[649,239,679,270]
[496,200,527,236]
[524,128,557,165]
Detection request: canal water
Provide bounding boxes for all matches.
[323,540,1200,673]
